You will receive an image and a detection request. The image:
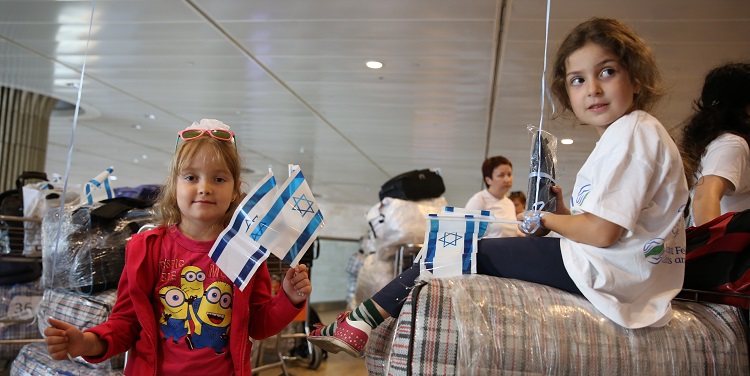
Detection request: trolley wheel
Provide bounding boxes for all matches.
[306,344,323,370]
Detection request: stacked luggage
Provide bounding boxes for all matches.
[0,173,158,375]
[349,169,447,310]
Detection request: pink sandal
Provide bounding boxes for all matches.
[308,311,370,357]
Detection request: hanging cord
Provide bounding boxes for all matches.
[522,0,552,235]
[533,0,552,210]
[47,1,96,374]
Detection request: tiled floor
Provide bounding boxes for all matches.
[253,304,368,376]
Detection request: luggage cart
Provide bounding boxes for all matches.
[252,242,323,375]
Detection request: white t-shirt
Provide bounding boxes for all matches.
[698,132,750,214]
[465,189,518,238]
[560,111,689,329]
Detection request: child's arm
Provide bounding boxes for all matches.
[691,175,730,226]
[282,264,312,306]
[44,318,107,360]
[542,211,623,247]
[524,185,623,247]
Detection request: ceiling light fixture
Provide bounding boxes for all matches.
[561,138,574,145]
[366,61,383,69]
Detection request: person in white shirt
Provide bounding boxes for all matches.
[680,62,750,226]
[464,156,519,238]
[308,18,688,358]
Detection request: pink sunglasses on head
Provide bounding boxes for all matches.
[175,128,236,150]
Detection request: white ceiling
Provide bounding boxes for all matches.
[1,0,749,209]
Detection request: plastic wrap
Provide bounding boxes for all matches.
[11,342,124,376]
[0,279,43,359]
[350,253,394,311]
[35,288,125,370]
[366,196,447,260]
[525,127,558,212]
[41,203,155,293]
[367,275,749,375]
[345,251,367,309]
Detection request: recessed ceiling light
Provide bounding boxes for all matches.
[366,61,383,69]
[561,138,574,145]
[65,82,80,88]
[145,114,156,120]
[109,175,118,181]
[142,154,148,159]
[132,124,142,130]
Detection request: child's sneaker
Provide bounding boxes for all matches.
[308,311,370,357]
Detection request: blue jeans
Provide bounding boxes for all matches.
[372,236,581,317]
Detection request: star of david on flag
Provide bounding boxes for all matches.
[209,166,325,291]
[416,207,494,278]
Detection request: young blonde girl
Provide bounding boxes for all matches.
[44,119,311,375]
[308,17,688,358]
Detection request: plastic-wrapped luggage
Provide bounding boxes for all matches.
[0,280,44,360]
[42,200,155,293]
[35,288,125,370]
[366,196,447,260]
[11,342,123,376]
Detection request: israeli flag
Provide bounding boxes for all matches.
[258,167,325,266]
[209,167,325,291]
[83,166,115,204]
[417,207,493,278]
[210,170,278,291]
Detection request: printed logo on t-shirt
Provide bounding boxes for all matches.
[575,184,591,206]
[643,238,685,265]
[157,261,233,355]
[643,238,665,264]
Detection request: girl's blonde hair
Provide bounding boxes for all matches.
[155,135,244,228]
[550,17,664,118]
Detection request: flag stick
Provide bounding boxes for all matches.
[424,214,521,225]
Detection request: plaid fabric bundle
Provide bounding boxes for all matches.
[367,275,749,375]
[35,288,125,370]
[365,278,458,376]
[10,342,123,376]
[0,280,44,359]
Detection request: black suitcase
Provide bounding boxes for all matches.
[378,169,445,201]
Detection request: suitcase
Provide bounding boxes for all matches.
[378,169,445,201]
[0,280,44,359]
[11,342,122,376]
[35,288,125,369]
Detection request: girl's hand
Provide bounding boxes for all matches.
[282,264,312,305]
[44,318,87,360]
[518,210,551,237]
[551,186,570,215]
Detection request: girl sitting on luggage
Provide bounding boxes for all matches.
[44,119,312,376]
[308,17,688,357]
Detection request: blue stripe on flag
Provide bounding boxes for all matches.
[424,215,440,272]
[104,178,113,199]
[234,245,269,287]
[211,177,277,262]
[253,172,305,247]
[282,209,324,265]
[462,216,475,273]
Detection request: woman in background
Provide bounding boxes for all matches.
[680,62,750,226]
[464,155,519,238]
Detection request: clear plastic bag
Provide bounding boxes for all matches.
[525,126,558,212]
